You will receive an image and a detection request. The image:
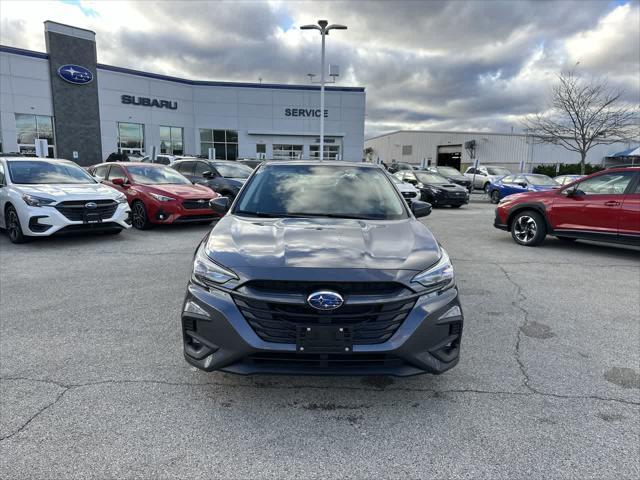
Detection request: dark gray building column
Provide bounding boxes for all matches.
[45,21,102,166]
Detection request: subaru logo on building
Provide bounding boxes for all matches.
[84,202,98,209]
[307,291,344,311]
[57,65,93,85]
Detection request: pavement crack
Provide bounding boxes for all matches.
[497,264,537,395]
[0,382,70,442]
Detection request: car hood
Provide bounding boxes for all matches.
[396,183,418,193]
[143,183,217,199]
[445,175,469,182]
[205,215,441,272]
[501,189,558,202]
[14,183,121,201]
[428,183,467,192]
[530,185,559,191]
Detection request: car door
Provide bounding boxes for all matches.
[550,171,636,235]
[501,175,527,197]
[175,161,195,182]
[193,161,218,188]
[92,164,111,182]
[0,162,6,228]
[618,173,640,242]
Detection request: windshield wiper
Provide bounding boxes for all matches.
[285,212,385,220]
[235,210,305,218]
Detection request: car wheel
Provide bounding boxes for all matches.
[132,201,151,230]
[511,211,547,246]
[484,183,491,193]
[556,236,576,242]
[490,190,500,204]
[6,206,28,244]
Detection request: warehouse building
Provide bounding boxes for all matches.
[0,21,366,166]
[365,130,638,172]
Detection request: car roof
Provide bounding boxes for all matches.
[261,160,379,168]
[1,157,75,163]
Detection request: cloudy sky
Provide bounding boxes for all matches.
[1,0,638,138]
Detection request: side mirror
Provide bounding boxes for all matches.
[517,182,528,188]
[209,196,230,214]
[563,187,584,197]
[111,178,126,186]
[202,171,215,178]
[411,200,432,218]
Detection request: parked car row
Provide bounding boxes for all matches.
[394,170,470,208]
[494,166,640,247]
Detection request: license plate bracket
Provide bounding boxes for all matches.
[296,325,353,353]
[83,212,102,224]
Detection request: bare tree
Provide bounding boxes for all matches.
[523,71,638,174]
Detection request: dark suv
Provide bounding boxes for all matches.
[172,159,253,200]
[181,161,464,376]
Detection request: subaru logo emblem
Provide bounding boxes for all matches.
[58,64,94,85]
[85,202,98,209]
[307,291,344,311]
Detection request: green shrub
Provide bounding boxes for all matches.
[532,164,604,176]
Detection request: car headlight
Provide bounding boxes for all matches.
[412,247,455,293]
[192,244,238,287]
[149,192,175,202]
[22,194,55,207]
[115,193,128,204]
[416,182,424,188]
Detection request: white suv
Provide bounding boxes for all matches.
[0,157,132,243]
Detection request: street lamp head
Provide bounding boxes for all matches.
[300,24,321,30]
[327,24,348,30]
[318,20,329,28]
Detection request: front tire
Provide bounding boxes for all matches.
[132,201,151,230]
[511,211,547,246]
[5,206,28,244]
[490,190,500,204]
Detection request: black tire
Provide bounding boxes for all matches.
[490,190,500,204]
[131,201,151,230]
[556,236,576,242]
[483,183,491,193]
[511,210,547,246]
[5,205,28,244]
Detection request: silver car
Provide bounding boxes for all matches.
[464,165,513,192]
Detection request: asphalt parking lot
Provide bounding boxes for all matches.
[1,196,639,479]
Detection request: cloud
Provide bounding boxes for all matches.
[0,0,638,139]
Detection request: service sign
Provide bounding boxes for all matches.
[57,65,94,85]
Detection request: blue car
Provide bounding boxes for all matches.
[488,174,559,203]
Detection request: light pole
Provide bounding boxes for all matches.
[301,20,347,161]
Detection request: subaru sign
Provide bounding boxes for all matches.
[306,291,344,311]
[57,65,94,85]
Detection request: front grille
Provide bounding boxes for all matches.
[54,200,118,221]
[232,281,416,345]
[174,214,217,223]
[247,352,405,369]
[182,199,211,210]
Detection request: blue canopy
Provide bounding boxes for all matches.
[610,146,640,157]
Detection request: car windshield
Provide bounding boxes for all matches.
[235,165,408,220]
[415,172,449,184]
[487,167,511,175]
[7,160,96,185]
[213,162,253,179]
[437,167,462,176]
[126,165,191,185]
[524,174,558,186]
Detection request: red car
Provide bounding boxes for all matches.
[89,162,221,229]
[494,167,640,246]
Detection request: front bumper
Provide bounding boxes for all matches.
[494,207,509,230]
[181,283,464,376]
[147,200,220,224]
[18,202,131,237]
[422,190,469,206]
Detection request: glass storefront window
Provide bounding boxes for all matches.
[159,126,184,155]
[15,113,56,157]
[310,144,341,161]
[118,122,144,154]
[273,144,303,160]
[199,129,238,160]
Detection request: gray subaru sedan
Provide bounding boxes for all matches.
[181,161,464,376]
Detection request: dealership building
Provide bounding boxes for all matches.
[0,21,366,166]
[365,130,638,173]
